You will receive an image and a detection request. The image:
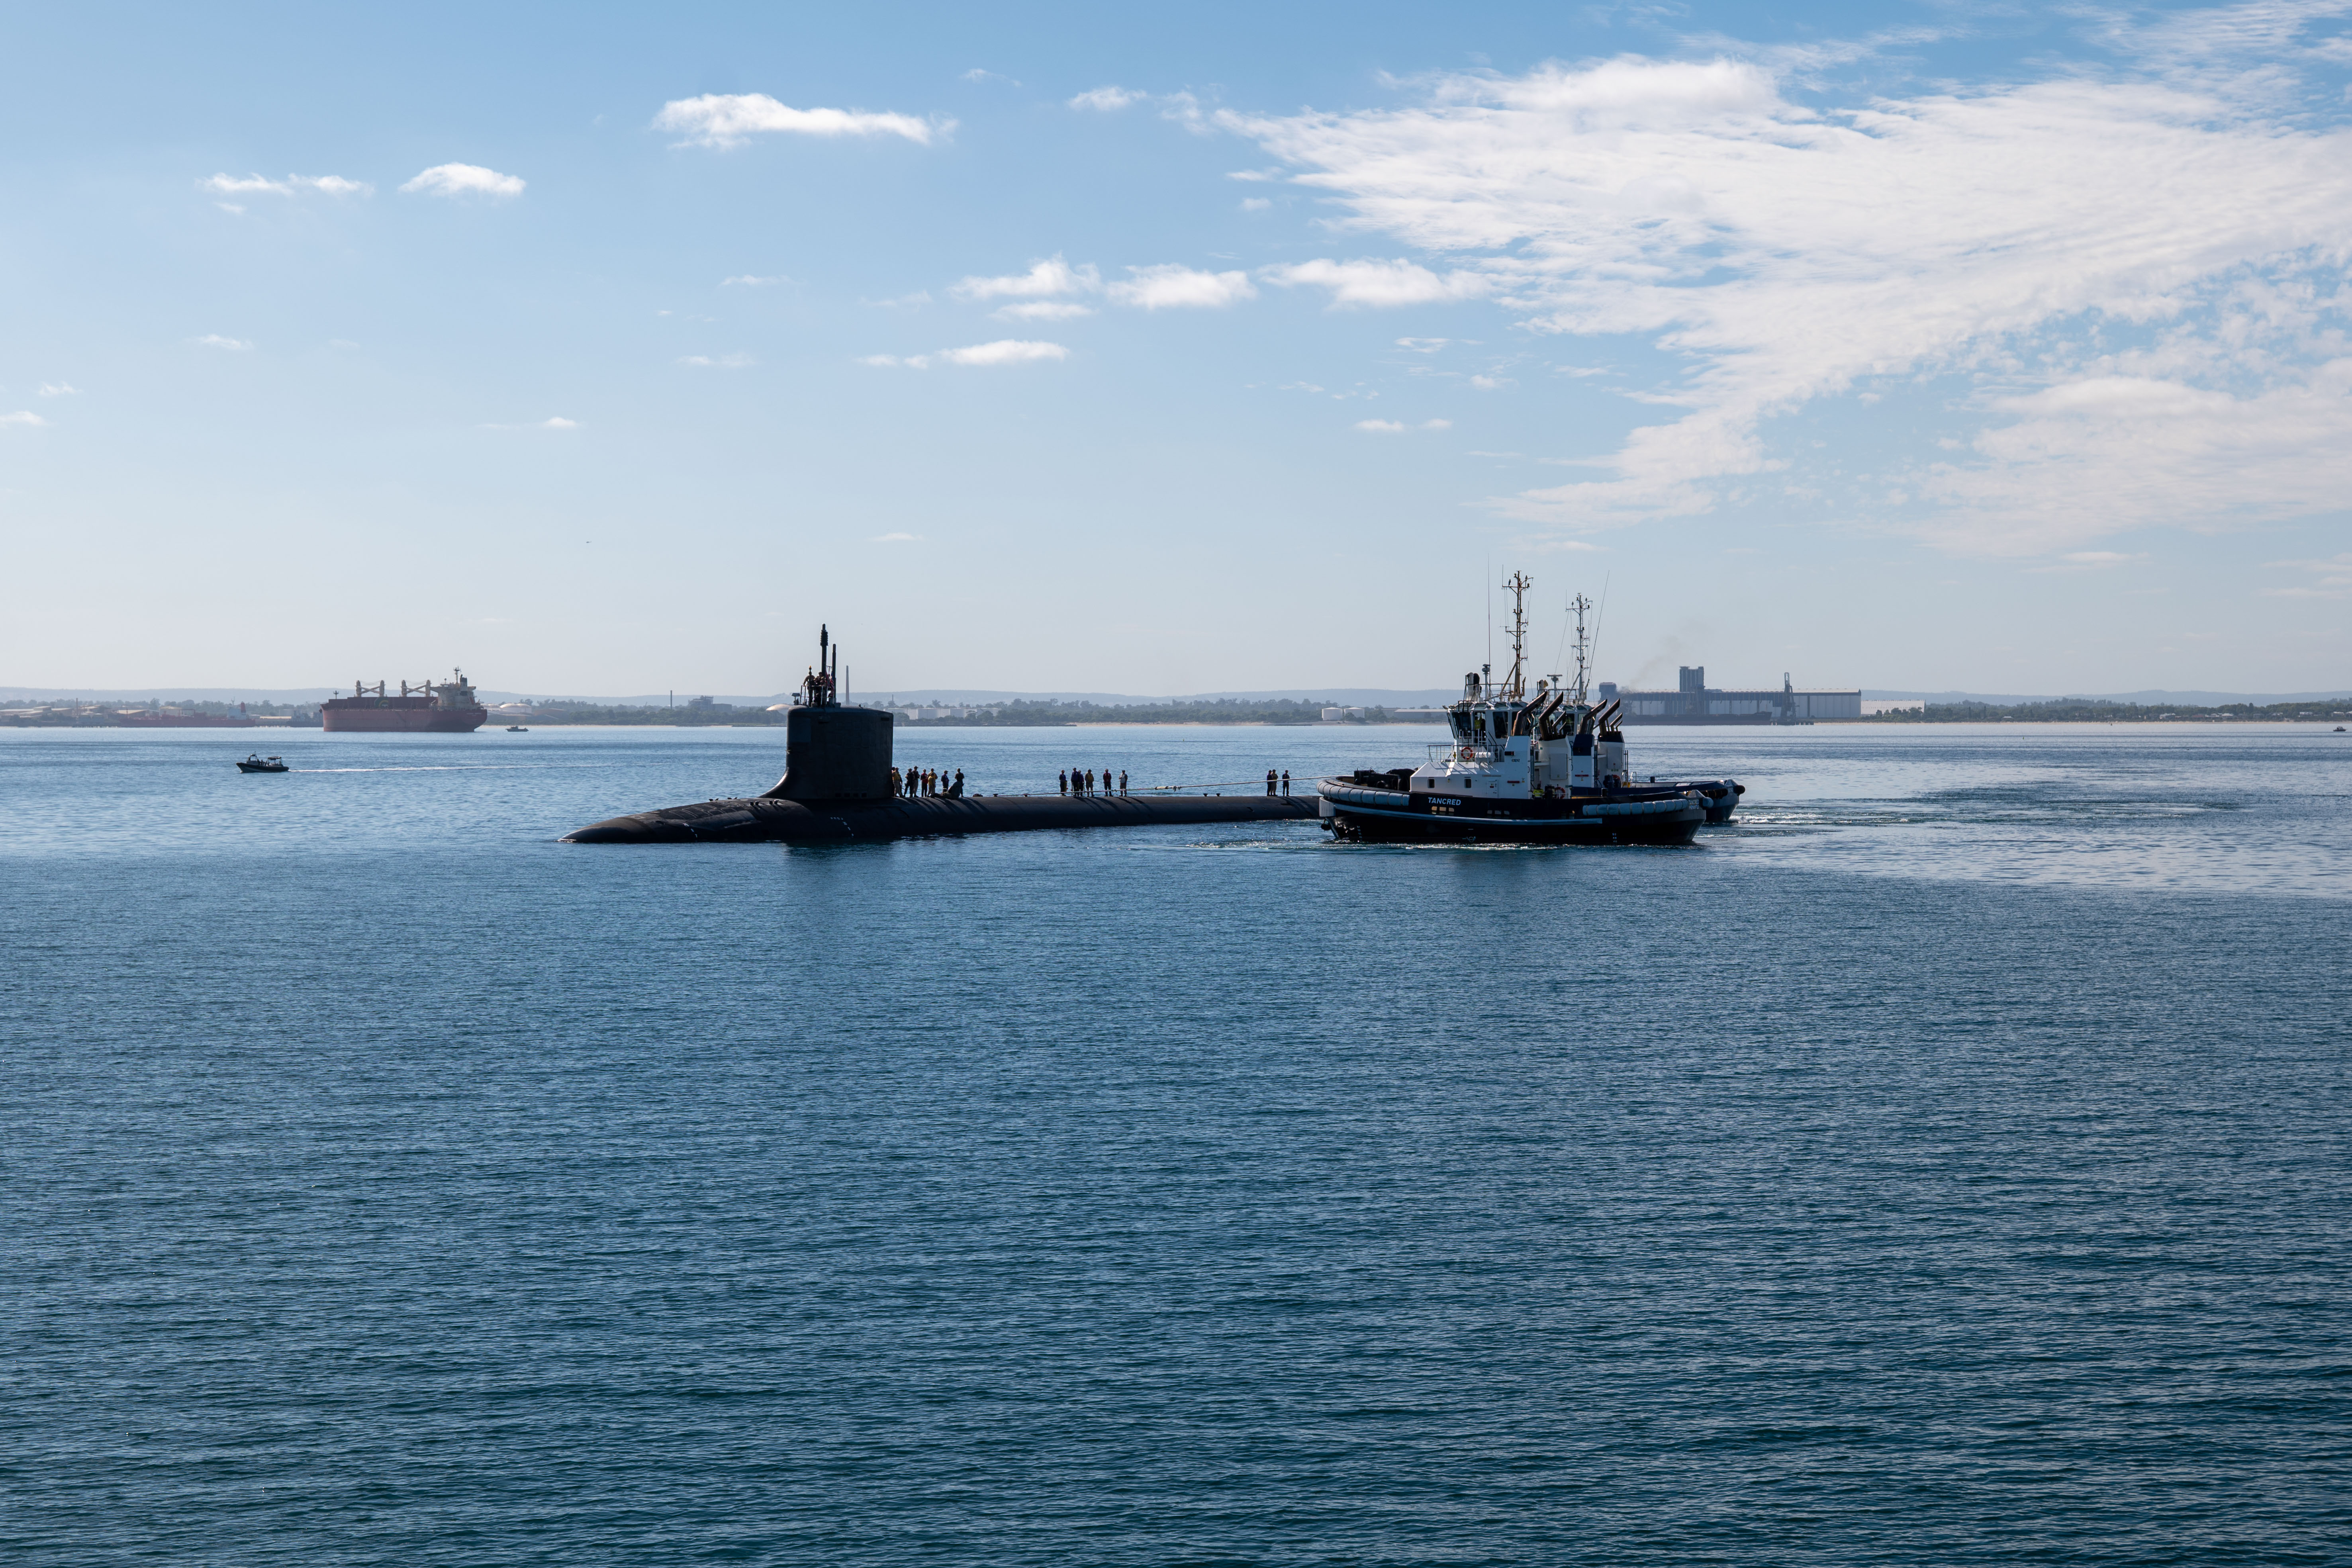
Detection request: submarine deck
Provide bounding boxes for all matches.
[563,792,1319,844]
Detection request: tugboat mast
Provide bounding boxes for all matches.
[1502,572,1532,701]
[1568,594,1593,707]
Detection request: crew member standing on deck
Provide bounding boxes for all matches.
[1281,770,1291,796]
[1119,769,1128,796]
[1266,769,1277,796]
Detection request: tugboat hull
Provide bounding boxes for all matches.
[1318,784,1704,846]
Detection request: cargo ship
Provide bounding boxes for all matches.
[321,669,488,733]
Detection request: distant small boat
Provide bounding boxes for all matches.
[505,725,529,732]
[237,754,289,773]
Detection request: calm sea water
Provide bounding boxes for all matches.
[5,723,2348,1566]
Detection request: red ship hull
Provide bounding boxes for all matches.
[321,697,486,733]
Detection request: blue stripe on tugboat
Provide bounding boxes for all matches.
[1315,575,1744,847]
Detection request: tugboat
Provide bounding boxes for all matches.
[236,754,289,773]
[1318,576,1743,845]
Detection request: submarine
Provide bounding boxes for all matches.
[562,627,1317,845]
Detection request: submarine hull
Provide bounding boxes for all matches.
[563,793,1318,844]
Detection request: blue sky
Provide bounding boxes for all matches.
[5,1,2350,697]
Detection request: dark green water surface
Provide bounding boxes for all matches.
[4,724,2347,1565]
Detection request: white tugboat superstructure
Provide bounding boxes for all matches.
[1318,576,1744,844]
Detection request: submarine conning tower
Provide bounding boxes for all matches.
[760,623,896,803]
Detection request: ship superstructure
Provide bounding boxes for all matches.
[320,669,489,733]
[1318,577,1741,844]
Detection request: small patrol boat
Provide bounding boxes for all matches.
[505,725,529,732]
[1318,576,1742,845]
[236,754,289,773]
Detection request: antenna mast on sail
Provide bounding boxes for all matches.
[1502,571,1532,701]
[1569,594,1593,707]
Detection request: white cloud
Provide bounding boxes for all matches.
[938,339,1069,366]
[1161,92,1212,135]
[1917,368,2352,554]
[540,417,578,429]
[1239,197,1271,212]
[190,335,252,351]
[654,93,944,148]
[722,274,787,286]
[0,410,49,427]
[679,353,756,368]
[2262,552,2352,598]
[37,382,77,397]
[1228,34,2352,554]
[1396,337,1450,352]
[993,301,1095,321]
[401,163,525,198]
[1262,258,1491,308]
[200,172,372,197]
[1422,418,1452,430]
[1356,419,1408,433]
[951,254,1098,301]
[1105,264,1256,310]
[866,341,1070,370]
[962,69,1018,85]
[1069,86,1144,112]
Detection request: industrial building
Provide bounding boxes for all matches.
[1597,668,1862,724]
